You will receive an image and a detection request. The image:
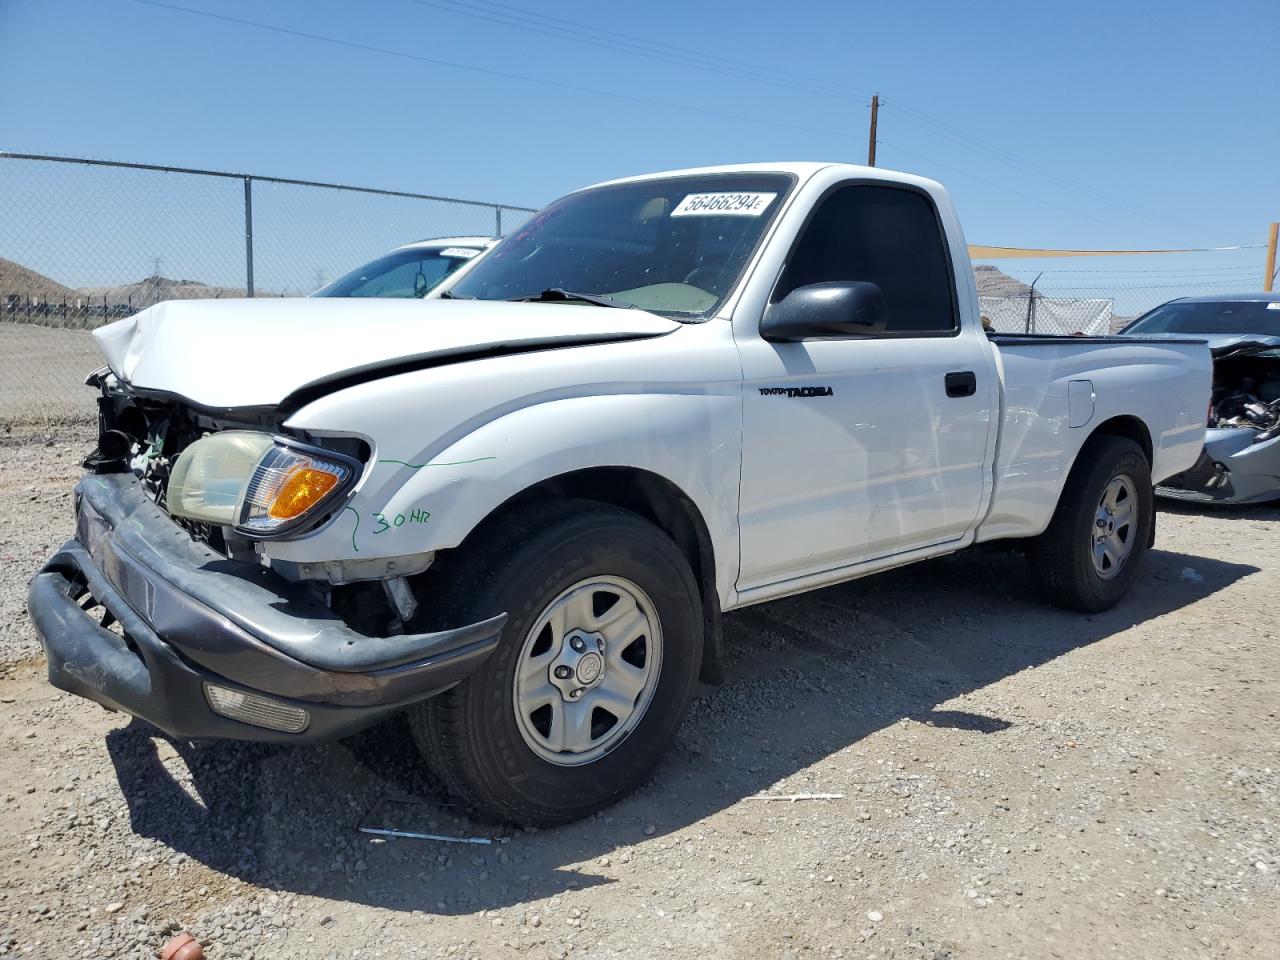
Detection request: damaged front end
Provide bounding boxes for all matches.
[1158,341,1280,504]
[28,368,505,742]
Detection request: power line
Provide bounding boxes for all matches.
[1032,281,1255,292]
[129,0,860,144]
[127,0,1102,234]
[885,100,1218,242]
[1027,266,1260,275]
[409,0,876,102]
[879,140,1151,234]
[130,0,1229,245]
[405,0,1211,240]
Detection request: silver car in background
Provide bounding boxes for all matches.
[312,236,496,299]
[1122,293,1280,504]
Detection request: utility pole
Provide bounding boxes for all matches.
[1265,222,1278,293]
[867,94,879,167]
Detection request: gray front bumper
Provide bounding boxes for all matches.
[1157,428,1280,505]
[28,473,505,742]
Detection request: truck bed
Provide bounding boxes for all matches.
[976,333,1211,543]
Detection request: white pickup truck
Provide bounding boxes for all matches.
[30,162,1210,825]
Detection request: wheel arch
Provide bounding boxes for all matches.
[445,466,725,684]
[1088,414,1153,466]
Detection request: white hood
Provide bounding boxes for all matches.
[93,297,679,409]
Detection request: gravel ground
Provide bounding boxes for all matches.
[1,425,1277,959]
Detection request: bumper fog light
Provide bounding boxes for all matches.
[203,683,310,734]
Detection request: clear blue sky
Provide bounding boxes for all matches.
[1,0,1276,302]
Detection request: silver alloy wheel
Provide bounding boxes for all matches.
[512,575,663,766]
[1091,473,1137,579]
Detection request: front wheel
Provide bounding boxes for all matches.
[1029,435,1154,612]
[409,500,703,826]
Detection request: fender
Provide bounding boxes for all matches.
[369,393,739,604]
[264,324,745,607]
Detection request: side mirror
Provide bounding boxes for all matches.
[761,281,888,342]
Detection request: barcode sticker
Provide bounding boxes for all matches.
[671,192,777,217]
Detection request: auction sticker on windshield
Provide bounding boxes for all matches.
[671,192,777,217]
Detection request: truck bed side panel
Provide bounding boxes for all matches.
[976,337,1210,543]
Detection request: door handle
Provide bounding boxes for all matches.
[945,371,977,398]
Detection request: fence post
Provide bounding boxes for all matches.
[244,176,255,297]
[1024,271,1042,334]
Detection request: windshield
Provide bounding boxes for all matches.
[1123,299,1280,337]
[314,246,483,298]
[448,173,794,318]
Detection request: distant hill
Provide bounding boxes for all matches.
[79,276,248,307]
[0,257,78,303]
[973,264,1034,298]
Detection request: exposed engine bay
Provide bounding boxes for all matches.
[1158,341,1280,504]
[1208,345,1280,439]
[86,368,287,548]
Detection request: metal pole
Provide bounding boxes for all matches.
[1265,222,1278,293]
[495,206,502,238]
[867,94,879,167]
[1024,272,1042,334]
[244,176,255,297]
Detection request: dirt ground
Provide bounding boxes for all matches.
[0,425,1276,960]
[0,323,102,428]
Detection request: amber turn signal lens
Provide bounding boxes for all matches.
[268,467,341,520]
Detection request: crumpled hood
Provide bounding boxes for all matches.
[1202,333,1280,357]
[1138,332,1280,356]
[93,297,679,409]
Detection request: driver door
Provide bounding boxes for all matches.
[735,183,995,593]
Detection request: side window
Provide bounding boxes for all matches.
[774,184,957,335]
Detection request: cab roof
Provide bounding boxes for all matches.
[584,161,942,194]
[1171,292,1280,304]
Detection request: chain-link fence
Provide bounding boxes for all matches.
[973,262,1268,336]
[0,153,535,426]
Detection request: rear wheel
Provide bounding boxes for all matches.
[1030,435,1153,612]
[409,500,702,826]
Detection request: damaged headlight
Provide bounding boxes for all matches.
[237,441,357,535]
[168,431,359,538]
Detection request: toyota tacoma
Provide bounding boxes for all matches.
[29,163,1212,825]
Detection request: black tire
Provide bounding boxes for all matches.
[1029,435,1153,612]
[408,499,703,826]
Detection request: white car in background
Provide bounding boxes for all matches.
[312,236,496,299]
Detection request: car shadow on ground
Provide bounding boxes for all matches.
[1156,499,1280,522]
[104,543,1259,915]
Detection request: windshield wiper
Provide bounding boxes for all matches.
[508,288,634,309]
[437,290,475,300]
